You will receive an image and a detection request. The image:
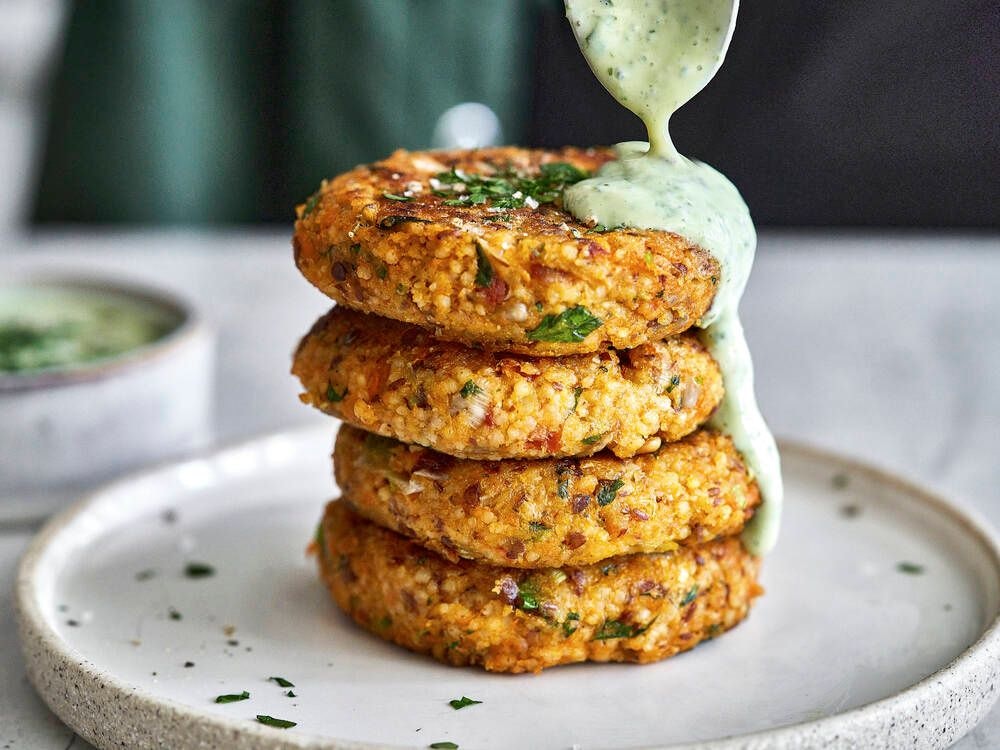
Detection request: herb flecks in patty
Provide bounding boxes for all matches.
[527,305,603,343]
[592,617,656,641]
[474,244,495,287]
[596,478,625,507]
[459,380,484,398]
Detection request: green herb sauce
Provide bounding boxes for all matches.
[0,285,179,375]
[563,0,783,555]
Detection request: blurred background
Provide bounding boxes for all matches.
[1,0,997,231]
[2,5,1000,745]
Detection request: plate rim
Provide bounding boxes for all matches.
[14,426,1000,750]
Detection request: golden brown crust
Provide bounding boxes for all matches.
[334,425,759,568]
[293,307,723,460]
[317,499,762,673]
[293,147,719,355]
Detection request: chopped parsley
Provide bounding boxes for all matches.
[592,617,655,641]
[377,615,393,629]
[528,521,550,540]
[527,305,603,343]
[459,380,484,398]
[326,384,347,402]
[285,690,296,698]
[587,223,625,233]
[582,433,604,446]
[256,715,297,729]
[474,243,494,287]
[268,676,295,688]
[448,696,482,710]
[557,478,570,499]
[570,385,584,412]
[517,580,541,612]
[595,478,624,507]
[429,743,459,749]
[666,375,681,394]
[302,191,321,216]
[184,562,215,579]
[897,561,925,575]
[434,161,587,209]
[562,611,581,637]
[214,690,249,704]
[382,192,412,202]
[680,585,699,606]
[168,607,182,621]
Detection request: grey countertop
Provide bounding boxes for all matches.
[1,228,998,749]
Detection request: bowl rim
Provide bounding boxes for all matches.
[0,270,208,392]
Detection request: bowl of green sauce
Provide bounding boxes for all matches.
[0,274,213,519]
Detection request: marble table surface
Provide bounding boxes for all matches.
[1,228,997,749]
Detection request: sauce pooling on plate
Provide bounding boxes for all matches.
[563,0,783,554]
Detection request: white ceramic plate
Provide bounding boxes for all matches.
[15,425,1000,750]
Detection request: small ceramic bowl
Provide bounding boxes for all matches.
[0,272,214,520]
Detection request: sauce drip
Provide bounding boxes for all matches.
[563,0,782,554]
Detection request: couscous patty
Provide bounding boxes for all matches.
[293,307,723,460]
[293,147,719,356]
[334,424,759,568]
[316,499,762,673]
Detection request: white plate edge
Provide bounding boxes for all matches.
[13,427,1000,750]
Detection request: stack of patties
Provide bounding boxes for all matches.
[291,147,763,673]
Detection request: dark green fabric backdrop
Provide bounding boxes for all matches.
[32,1,999,227]
[34,1,540,223]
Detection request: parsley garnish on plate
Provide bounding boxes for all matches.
[527,305,603,343]
[269,676,295,688]
[429,743,459,749]
[897,561,925,575]
[448,696,482,710]
[214,691,249,704]
[256,715,297,729]
[184,562,215,579]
